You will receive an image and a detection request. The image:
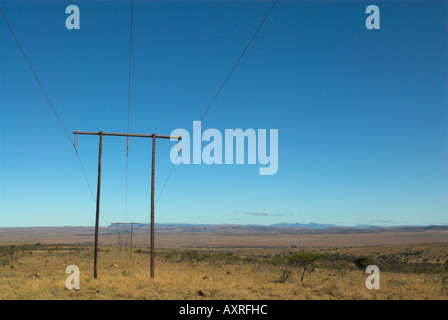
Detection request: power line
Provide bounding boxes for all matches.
[199,0,278,123]
[0,8,73,146]
[0,7,109,226]
[74,130,182,278]
[127,0,134,138]
[124,0,134,224]
[154,0,278,209]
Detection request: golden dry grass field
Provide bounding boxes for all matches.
[1,242,447,300]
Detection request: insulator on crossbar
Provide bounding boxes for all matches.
[74,134,78,149]
[177,141,180,155]
[126,137,130,151]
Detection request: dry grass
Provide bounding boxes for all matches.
[1,244,447,300]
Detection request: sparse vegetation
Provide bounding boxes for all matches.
[353,256,375,270]
[287,252,320,284]
[1,242,447,299]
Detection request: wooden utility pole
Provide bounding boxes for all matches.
[93,131,103,279]
[115,223,120,260]
[74,131,181,279]
[150,134,156,278]
[129,223,134,261]
[111,222,138,260]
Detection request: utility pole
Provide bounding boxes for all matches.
[74,131,181,279]
[115,222,120,260]
[150,134,156,278]
[111,222,138,260]
[129,222,134,261]
[93,131,103,279]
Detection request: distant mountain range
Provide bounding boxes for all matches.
[269,222,448,231]
[1,223,446,247]
[108,222,448,231]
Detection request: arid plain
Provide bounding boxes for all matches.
[1,225,447,300]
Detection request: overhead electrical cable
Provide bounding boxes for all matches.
[0,7,109,226]
[152,0,278,212]
[124,0,134,224]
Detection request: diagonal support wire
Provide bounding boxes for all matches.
[1,7,109,226]
[124,0,134,224]
[154,0,278,209]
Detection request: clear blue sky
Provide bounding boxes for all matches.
[1,1,447,227]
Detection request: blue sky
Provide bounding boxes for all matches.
[1,0,447,227]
